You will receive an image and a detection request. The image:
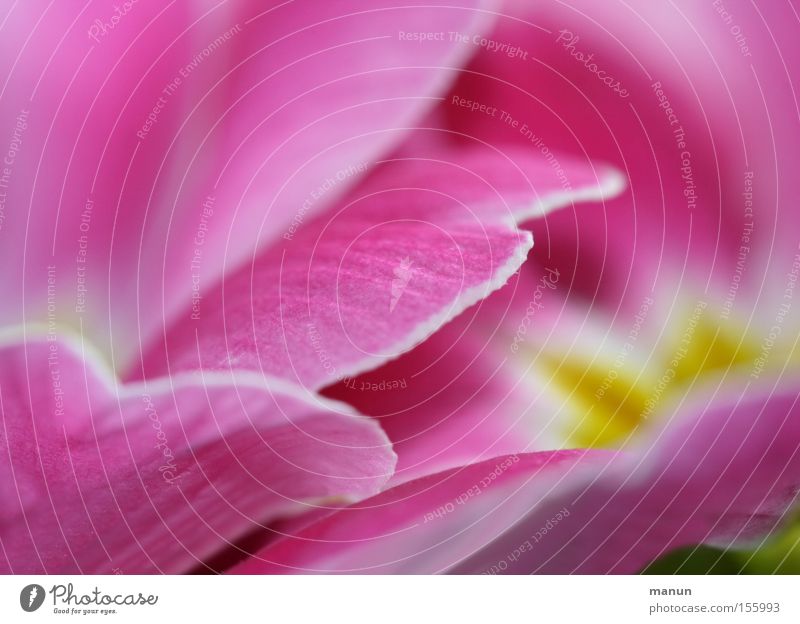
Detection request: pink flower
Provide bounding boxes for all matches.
[0,2,619,573]
[229,2,800,573]
[5,0,798,576]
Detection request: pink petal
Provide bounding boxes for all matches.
[0,1,493,362]
[0,335,394,573]
[232,449,595,573]
[323,258,666,484]
[234,379,800,573]
[323,304,552,485]
[456,380,800,574]
[135,144,622,390]
[442,1,800,321]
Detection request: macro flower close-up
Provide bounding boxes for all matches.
[1,0,799,586]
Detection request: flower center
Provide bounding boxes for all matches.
[531,299,793,449]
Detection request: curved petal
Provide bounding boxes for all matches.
[233,378,800,573]
[134,144,623,391]
[0,0,495,363]
[322,300,555,486]
[0,334,395,573]
[455,379,800,574]
[442,0,800,323]
[232,449,596,573]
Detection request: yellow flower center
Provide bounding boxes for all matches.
[530,298,795,449]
